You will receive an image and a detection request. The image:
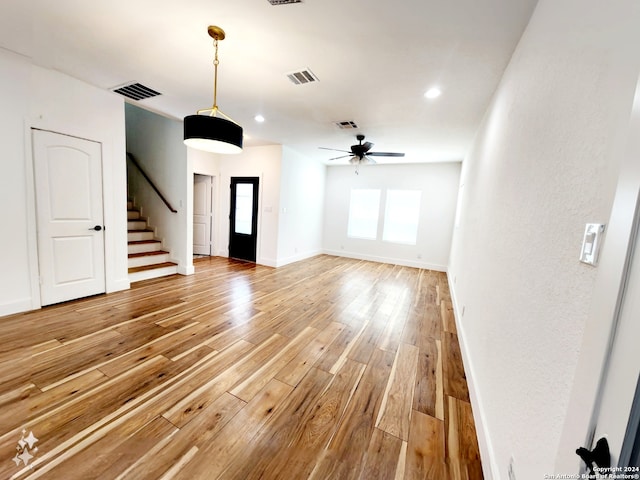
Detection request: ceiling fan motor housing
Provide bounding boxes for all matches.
[319,134,404,163]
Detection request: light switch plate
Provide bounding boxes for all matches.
[580,223,605,266]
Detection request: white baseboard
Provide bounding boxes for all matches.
[257,257,277,267]
[0,297,37,317]
[107,278,130,293]
[447,272,498,480]
[323,249,447,272]
[178,264,195,275]
[274,250,323,267]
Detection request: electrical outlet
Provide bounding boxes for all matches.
[508,456,516,480]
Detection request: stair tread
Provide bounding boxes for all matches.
[128,262,177,274]
[128,229,154,233]
[128,251,169,258]
[128,240,161,245]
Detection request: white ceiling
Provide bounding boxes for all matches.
[1,0,538,164]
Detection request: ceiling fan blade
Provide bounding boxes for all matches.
[319,147,351,153]
[366,152,405,157]
[362,141,374,152]
[363,156,377,165]
[328,154,353,161]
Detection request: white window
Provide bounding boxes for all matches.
[347,189,381,239]
[383,189,421,244]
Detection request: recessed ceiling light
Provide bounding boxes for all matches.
[424,87,442,99]
[254,114,265,123]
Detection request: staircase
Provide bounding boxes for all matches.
[127,200,178,282]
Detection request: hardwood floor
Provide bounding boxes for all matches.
[0,255,482,479]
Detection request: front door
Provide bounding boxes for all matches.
[193,174,213,256]
[32,129,106,306]
[229,177,259,262]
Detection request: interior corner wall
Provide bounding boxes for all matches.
[125,104,193,275]
[323,162,461,271]
[276,147,326,266]
[216,145,282,267]
[0,49,35,315]
[447,1,640,478]
[0,48,129,317]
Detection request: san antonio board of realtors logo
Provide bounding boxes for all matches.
[12,429,39,468]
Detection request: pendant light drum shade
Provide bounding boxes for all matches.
[184,115,243,154]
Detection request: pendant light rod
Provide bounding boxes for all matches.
[210,26,221,111]
[193,25,238,124]
[213,36,219,110]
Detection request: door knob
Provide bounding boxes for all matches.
[89,225,103,231]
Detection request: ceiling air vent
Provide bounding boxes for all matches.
[335,121,359,130]
[110,82,161,101]
[268,0,302,4]
[286,68,318,85]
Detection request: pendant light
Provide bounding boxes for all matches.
[184,25,243,154]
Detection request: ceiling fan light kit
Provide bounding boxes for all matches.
[183,25,243,154]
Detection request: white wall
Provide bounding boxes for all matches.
[0,49,33,315]
[216,145,282,266]
[323,162,461,271]
[276,147,326,266]
[192,149,220,177]
[447,0,640,478]
[0,47,129,316]
[125,104,193,275]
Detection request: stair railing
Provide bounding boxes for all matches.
[126,152,178,213]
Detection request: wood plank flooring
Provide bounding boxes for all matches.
[0,255,482,479]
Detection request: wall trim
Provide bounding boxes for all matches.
[323,249,447,271]
[447,272,497,480]
[24,122,42,312]
[0,298,36,317]
[107,278,131,293]
[178,265,195,276]
[258,257,278,268]
[275,249,323,267]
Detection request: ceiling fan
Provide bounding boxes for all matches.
[320,134,405,165]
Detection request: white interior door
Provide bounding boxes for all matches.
[591,207,640,466]
[193,174,213,256]
[33,130,106,306]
